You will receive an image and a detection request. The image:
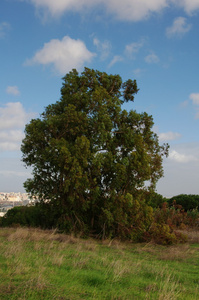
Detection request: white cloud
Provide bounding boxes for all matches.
[0,102,34,152]
[145,53,159,64]
[125,40,144,58]
[0,22,10,38]
[172,0,199,15]
[0,102,28,130]
[169,150,198,163]
[27,0,199,21]
[189,93,199,105]
[29,0,97,16]
[0,130,24,143]
[105,0,169,21]
[108,55,123,68]
[93,38,111,60]
[28,0,168,21]
[25,36,95,75]
[166,17,192,38]
[159,131,181,141]
[6,86,20,96]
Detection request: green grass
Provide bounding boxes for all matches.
[0,227,199,299]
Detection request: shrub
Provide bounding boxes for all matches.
[98,193,154,241]
[148,223,178,245]
[153,202,187,229]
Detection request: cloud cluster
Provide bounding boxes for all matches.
[23,1,199,73]
[25,36,95,75]
[106,39,145,68]
[28,0,199,21]
[166,17,192,38]
[0,102,34,152]
[26,34,137,72]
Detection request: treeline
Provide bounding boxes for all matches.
[0,193,198,245]
[146,193,199,211]
[167,194,199,211]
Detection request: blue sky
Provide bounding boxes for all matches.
[1,0,199,197]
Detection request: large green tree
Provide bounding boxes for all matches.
[21,68,169,239]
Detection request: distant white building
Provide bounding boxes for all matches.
[7,195,21,202]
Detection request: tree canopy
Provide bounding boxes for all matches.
[21,68,169,239]
[168,194,199,211]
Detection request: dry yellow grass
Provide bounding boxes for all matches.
[179,229,199,244]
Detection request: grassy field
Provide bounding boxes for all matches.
[0,227,199,299]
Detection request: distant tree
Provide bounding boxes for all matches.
[168,194,199,211]
[21,68,169,239]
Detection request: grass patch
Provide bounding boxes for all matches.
[0,227,199,299]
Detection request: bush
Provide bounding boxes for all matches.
[148,223,178,245]
[2,198,197,245]
[97,193,154,241]
[1,205,44,228]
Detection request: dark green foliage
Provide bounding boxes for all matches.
[21,68,169,240]
[0,204,62,229]
[168,194,199,211]
[145,192,167,208]
[1,206,42,227]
